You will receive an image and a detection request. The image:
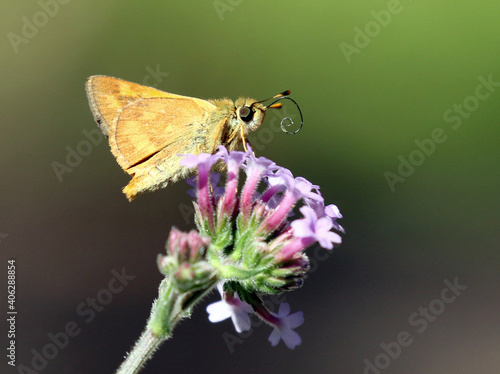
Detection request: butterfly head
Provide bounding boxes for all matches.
[234,97,267,133]
[234,90,291,133]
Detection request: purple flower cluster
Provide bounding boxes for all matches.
[181,145,343,252]
[180,145,343,349]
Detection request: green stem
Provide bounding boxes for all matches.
[115,329,166,374]
[114,277,218,374]
[148,278,176,337]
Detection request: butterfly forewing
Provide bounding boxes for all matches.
[111,97,216,171]
[86,75,192,136]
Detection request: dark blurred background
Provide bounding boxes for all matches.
[2,1,499,373]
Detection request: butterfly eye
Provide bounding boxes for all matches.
[239,106,254,122]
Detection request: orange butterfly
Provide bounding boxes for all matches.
[86,76,297,201]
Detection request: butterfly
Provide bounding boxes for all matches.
[86,75,300,200]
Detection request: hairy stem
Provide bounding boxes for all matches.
[115,329,166,374]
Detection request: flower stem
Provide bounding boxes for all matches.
[114,276,218,374]
[115,328,166,374]
[114,278,174,374]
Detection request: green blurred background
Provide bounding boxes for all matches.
[2,1,499,373]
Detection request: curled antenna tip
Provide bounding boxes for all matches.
[265,96,304,135]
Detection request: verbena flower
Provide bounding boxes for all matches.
[206,283,253,333]
[179,145,343,348]
[267,303,304,350]
[114,146,344,374]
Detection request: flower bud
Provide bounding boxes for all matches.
[158,228,216,292]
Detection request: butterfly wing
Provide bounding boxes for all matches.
[86,75,194,136]
[116,97,218,200]
[111,96,215,170]
[85,76,221,200]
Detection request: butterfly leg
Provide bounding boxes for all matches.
[195,142,204,154]
[239,127,256,155]
[239,126,248,151]
[238,126,255,154]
